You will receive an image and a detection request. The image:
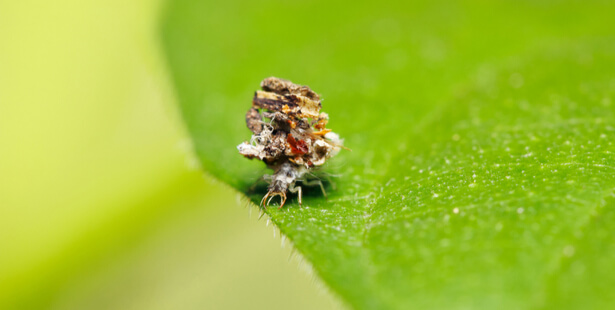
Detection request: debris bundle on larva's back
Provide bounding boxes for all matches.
[237,77,343,208]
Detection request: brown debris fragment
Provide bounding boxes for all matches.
[253,90,321,118]
[260,76,321,102]
[245,107,262,134]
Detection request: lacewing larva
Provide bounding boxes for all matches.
[237,77,343,208]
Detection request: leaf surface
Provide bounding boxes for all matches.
[162,1,615,308]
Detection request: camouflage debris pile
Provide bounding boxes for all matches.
[237,77,343,208]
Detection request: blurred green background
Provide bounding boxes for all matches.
[0,1,338,309]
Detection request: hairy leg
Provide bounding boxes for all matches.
[288,184,302,206]
[302,179,327,198]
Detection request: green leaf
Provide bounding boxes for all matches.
[161,0,615,308]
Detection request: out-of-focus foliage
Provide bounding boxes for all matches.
[162,0,615,308]
[0,1,338,309]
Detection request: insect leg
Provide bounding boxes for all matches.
[324,175,337,191]
[278,192,287,209]
[307,172,337,191]
[288,184,302,205]
[302,179,327,198]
